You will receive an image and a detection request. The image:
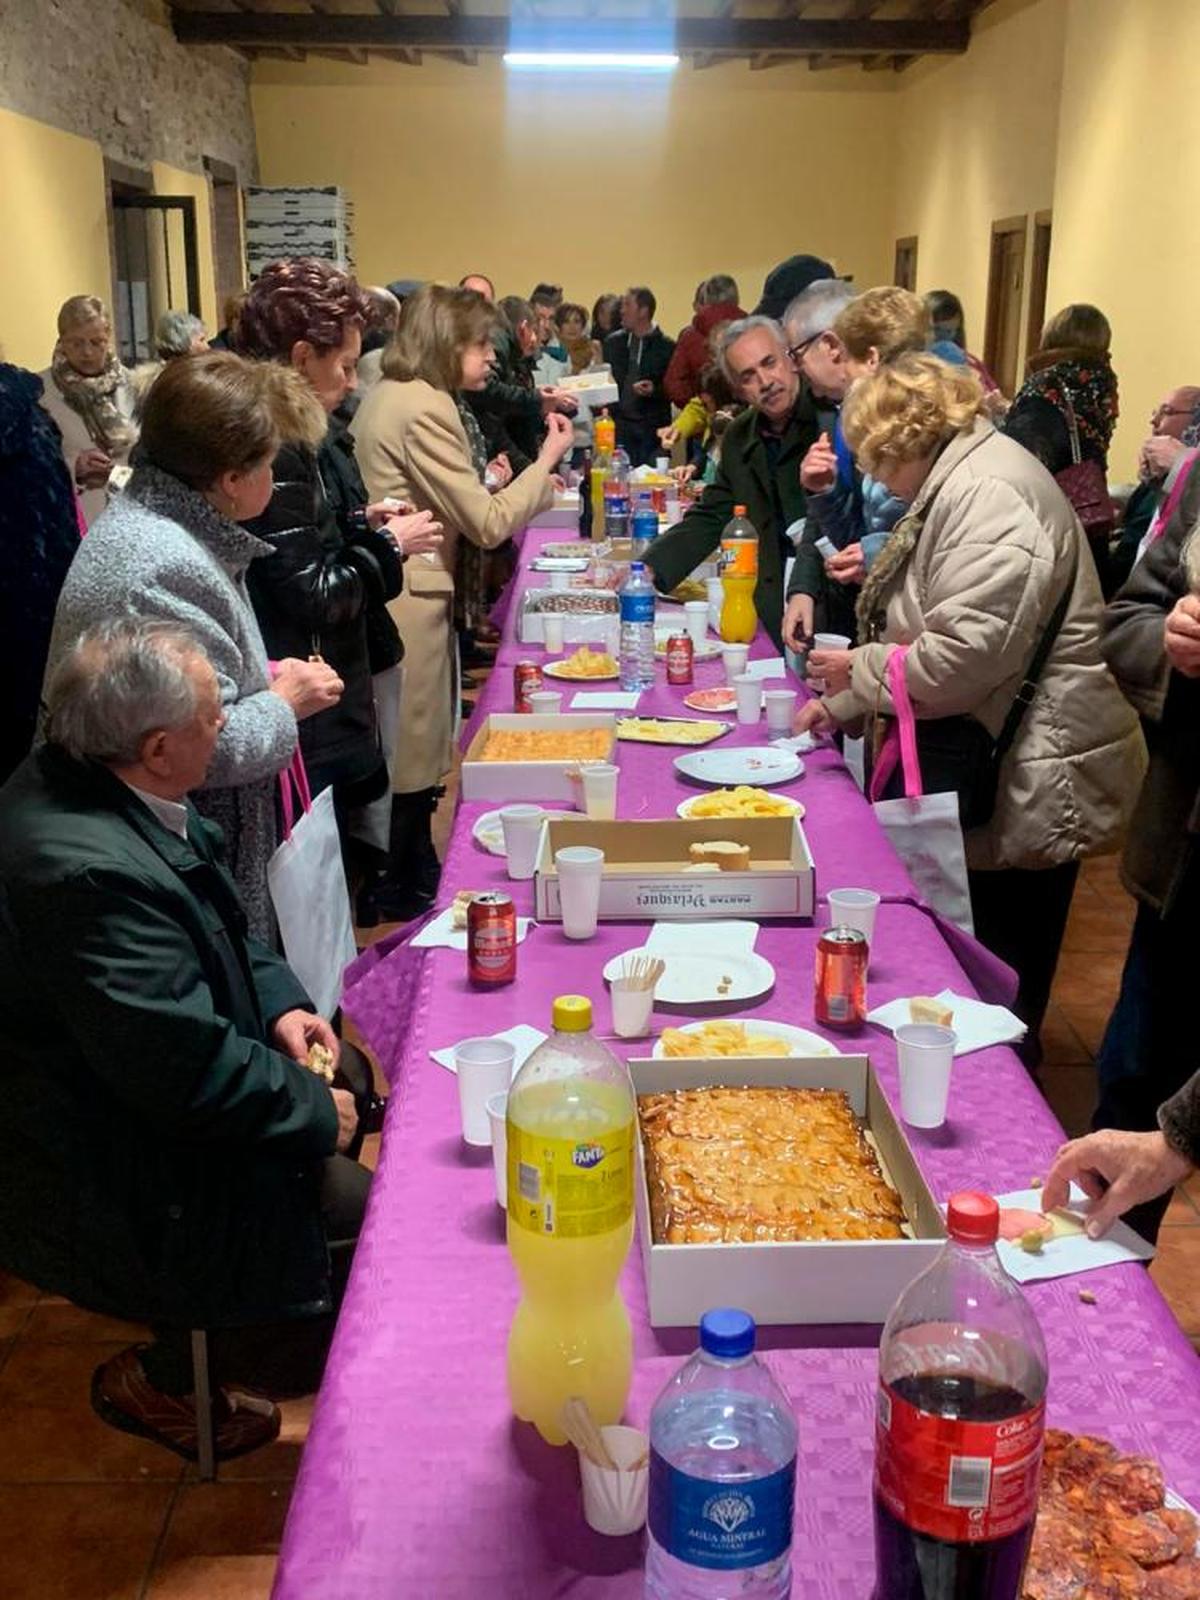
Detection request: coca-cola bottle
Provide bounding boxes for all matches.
[872,1191,1048,1600]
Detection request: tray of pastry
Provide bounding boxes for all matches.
[628,1054,945,1326]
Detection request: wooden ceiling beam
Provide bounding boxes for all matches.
[172,11,972,56]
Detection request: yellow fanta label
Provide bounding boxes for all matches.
[507,1119,635,1238]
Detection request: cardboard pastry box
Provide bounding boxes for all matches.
[460,713,617,803]
[628,1053,946,1327]
[534,816,815,921]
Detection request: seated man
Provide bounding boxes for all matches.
[646,315,818,650]
[1109,385,1200,589]
[0,619,370,1461]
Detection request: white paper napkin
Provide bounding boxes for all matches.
[430,1023,548,1076]
[868,989,1026,1056]
[744,658,788,681]
[411,906,535,952]
[645,919,760,956]
[571,690,642,709]
[769,732,818,754]
[989,1186,1154,1283]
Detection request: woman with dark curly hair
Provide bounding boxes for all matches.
[234,258,444,904]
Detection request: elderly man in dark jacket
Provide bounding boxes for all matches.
[646,315,817,650]
[1096,459,1200,1240]
[0,619,370,1461]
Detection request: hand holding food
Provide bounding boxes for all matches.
[1041,1128,1194,1238]
[805,647,853,695]
[271,657,345,718]
[800,432,838,494]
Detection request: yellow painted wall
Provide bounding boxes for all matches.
[251,55,898,336]
[1048,0,1200,477]
[890,0,1067,379]
[152,161,219,332]
[0,106,111,372]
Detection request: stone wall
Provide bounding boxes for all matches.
[0,0,258,183]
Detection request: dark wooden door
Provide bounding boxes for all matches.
[1026,211,1053,357]
[893,236,918,291]
[983,216,1028,396]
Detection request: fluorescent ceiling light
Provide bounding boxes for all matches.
[503,51,680,71]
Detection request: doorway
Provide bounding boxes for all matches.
[983,215,1028,396]
[1026,211,1053,358]
[205,156,245,317]
[893,237,918,292]
[110,192,201,365]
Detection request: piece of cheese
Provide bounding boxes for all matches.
[688,841,751,872]
[909,995,954,1027]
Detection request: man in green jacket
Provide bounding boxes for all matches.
[645,315,818,650]
[0,619,369,1461]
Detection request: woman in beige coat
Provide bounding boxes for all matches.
[40,295,137,526]
[352,284,572,919]
[798,354,1144,1067]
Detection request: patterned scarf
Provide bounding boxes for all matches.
[1019,347,1118,459]
[456,397,489,482]
[50,345,135,454]
[855,502,928,645]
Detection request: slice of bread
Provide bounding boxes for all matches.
[450,890,477,931]
[909,995,954,1027]
[689,841,751,872]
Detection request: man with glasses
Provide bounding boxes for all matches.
[644,315,817,649]
[1110,386,1200,588]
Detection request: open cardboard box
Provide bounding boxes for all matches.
[460,713,617,803]
[518,589,619,644]
[628,1053,946,1326]
[535,816,815,920]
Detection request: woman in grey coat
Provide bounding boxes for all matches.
[45,353,344,939]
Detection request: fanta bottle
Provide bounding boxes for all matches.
[590,410,615,537]
[719,504,759,643]
[506,995,636,1444]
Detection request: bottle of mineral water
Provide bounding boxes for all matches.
[619,560,656,692]
[647,1309,797,1599]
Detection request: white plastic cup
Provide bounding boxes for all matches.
[733,673,763,725]
[579,1425,650,1536]
[549,569,570,592]
[665,496,683,526]
[487,1091,508,1208]
[828,888,881,946]
[808,631,851,694]
[555,845,605,939]
[611,977,654,1039]
[895,1023,956,1129]
[763,688,798,738]
[454,1038,515,1146]
[528,690,563,715]
[581,762,619,821]
[542,614,565,654]
[683,600,709,650]
[706,576,724,632]
[722,642,750,682]
[500,804,543,881]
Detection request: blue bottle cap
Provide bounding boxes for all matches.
[629,561,646,573]
[699,1308,755,1359]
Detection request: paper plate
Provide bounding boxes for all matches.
[676,792,804,819]
[602,947,776,1007]
[471,807,574,856]
[673,747,804,788]
[683,687,736,714]
[543,660,620,682]
[652,1018,840,1058]
[532,557,589,573]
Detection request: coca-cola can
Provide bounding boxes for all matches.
[814,924,868,1029]
[467,893,517,986]
[665,632,694,685]
[513,661,543,713]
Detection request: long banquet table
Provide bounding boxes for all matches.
[273,527,1200,1599]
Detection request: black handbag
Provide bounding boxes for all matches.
[881,553,1079,830]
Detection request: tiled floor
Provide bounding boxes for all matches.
[3,657,1198,1597]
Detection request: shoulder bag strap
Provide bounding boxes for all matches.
[992,549,1079,766]
[1060,388,1083,466]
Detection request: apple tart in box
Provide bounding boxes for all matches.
[638,1086,906,1244]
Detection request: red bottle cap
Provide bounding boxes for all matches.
[946,1191,1000,1244]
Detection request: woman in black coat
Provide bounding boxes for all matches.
[234,260,441,885]
[0,363,82,783]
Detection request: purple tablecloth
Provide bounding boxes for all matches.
[273,530,1200,1600]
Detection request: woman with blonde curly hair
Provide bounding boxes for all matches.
[798,352,1144,1068]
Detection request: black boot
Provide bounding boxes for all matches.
[354,790,442,927]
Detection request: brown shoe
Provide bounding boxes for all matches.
[91,1345,281,1462]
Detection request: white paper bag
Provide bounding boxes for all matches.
[870,650,974,934]
[268,757,357,1017]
